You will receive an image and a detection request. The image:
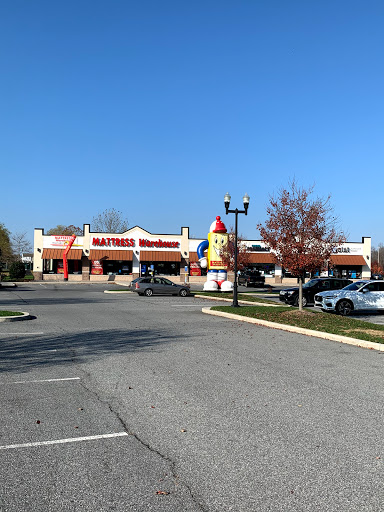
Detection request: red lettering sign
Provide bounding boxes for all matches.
[91,237,179,249]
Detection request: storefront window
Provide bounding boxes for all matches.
[248,264,274,276]
[43,259,82,274]
[103,261,132,275]
[340,268,362,279]
[140,262,179,276]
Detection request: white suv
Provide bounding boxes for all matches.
[314,280,384,316]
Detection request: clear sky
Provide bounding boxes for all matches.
[1,1,383,246]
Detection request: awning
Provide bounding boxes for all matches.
[189,252,202,262]
[42,249,83,260]
[248,253,275,264]
[140,251,181,262]
[89,250,133,261]
[330,255,367,266]
[189,252,275,264]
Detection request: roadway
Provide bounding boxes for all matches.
[0,283,384,511]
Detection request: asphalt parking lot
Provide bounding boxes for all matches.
[1,283,384,511]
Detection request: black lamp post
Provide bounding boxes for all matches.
[224,192,250,307]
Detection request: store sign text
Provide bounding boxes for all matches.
[92,237,180,249]
[333,247,351,253]
[92,238,135,247]
[139,239,180,248]
[249,245,270,252]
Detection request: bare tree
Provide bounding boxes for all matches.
[47,225,83,236]
[371,244,384,267]
[11,232,32,258]
[257,180,346,311]
[91,208,129,233]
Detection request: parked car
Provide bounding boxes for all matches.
[238,270,265,288]
[314,281,368,309]
[279,277,352,307]
[129,277,142,288]
[133,277,190,297]
[314,280,384,316]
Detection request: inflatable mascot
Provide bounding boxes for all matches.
[197,216,234,292]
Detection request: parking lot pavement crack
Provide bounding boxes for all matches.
[78,378,208,511]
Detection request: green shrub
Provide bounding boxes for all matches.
[9,261,26,279]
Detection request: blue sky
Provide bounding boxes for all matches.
[1,1,383,246]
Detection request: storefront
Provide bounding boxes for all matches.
[33,224,371,283]
[33,225,190,281]
[243,239,372,283]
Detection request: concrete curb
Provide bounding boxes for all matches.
[0,312,31,322]
[202,307,384,352]
[194,295,282,307]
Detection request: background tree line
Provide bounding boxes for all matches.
[1,208,129,271]
[371,244,384,275]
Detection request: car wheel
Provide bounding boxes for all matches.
[293,295,307,307]
[179,289,188,297]
[336,299,353,316]
[144,288,153,297]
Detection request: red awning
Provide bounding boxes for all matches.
[189,252,275,264]
[42,249,83,260]
[330,255,367,266]
[89,250,133,261]
[140,251,181,262]
[248,253,275,264]
[189,252,203,262]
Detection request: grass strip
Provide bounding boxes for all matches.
[197,291,278,305]
[0,311,24,317]
[211,305,384,344]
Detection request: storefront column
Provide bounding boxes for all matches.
[132,252,140,278]
[274,264,283,283]
[82,257,90,281]
[180,257,188,283]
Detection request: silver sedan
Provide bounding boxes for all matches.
[133,277,190,297]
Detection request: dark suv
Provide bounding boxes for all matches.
[238,270,265,288]
[279,277,352,307]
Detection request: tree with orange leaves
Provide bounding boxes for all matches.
[219,227,252,274]
[257,181,346,311]
[370,261,383,276]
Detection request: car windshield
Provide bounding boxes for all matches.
[341,281,367,291]
[303,280,320,288]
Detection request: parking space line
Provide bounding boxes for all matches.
[172,304,214,307]
[0,432,128,450]
[10,377,81,384]
[0,333,44,336]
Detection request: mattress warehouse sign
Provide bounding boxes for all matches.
[91,237,180,249]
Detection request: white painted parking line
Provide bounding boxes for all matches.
[11,377,80,384]
[0,432,128,450]
[0,333,44,336]
[172,304,214,307]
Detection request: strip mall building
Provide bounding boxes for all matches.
[33,224,372,284]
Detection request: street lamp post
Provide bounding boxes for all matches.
[224,193,250,307]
